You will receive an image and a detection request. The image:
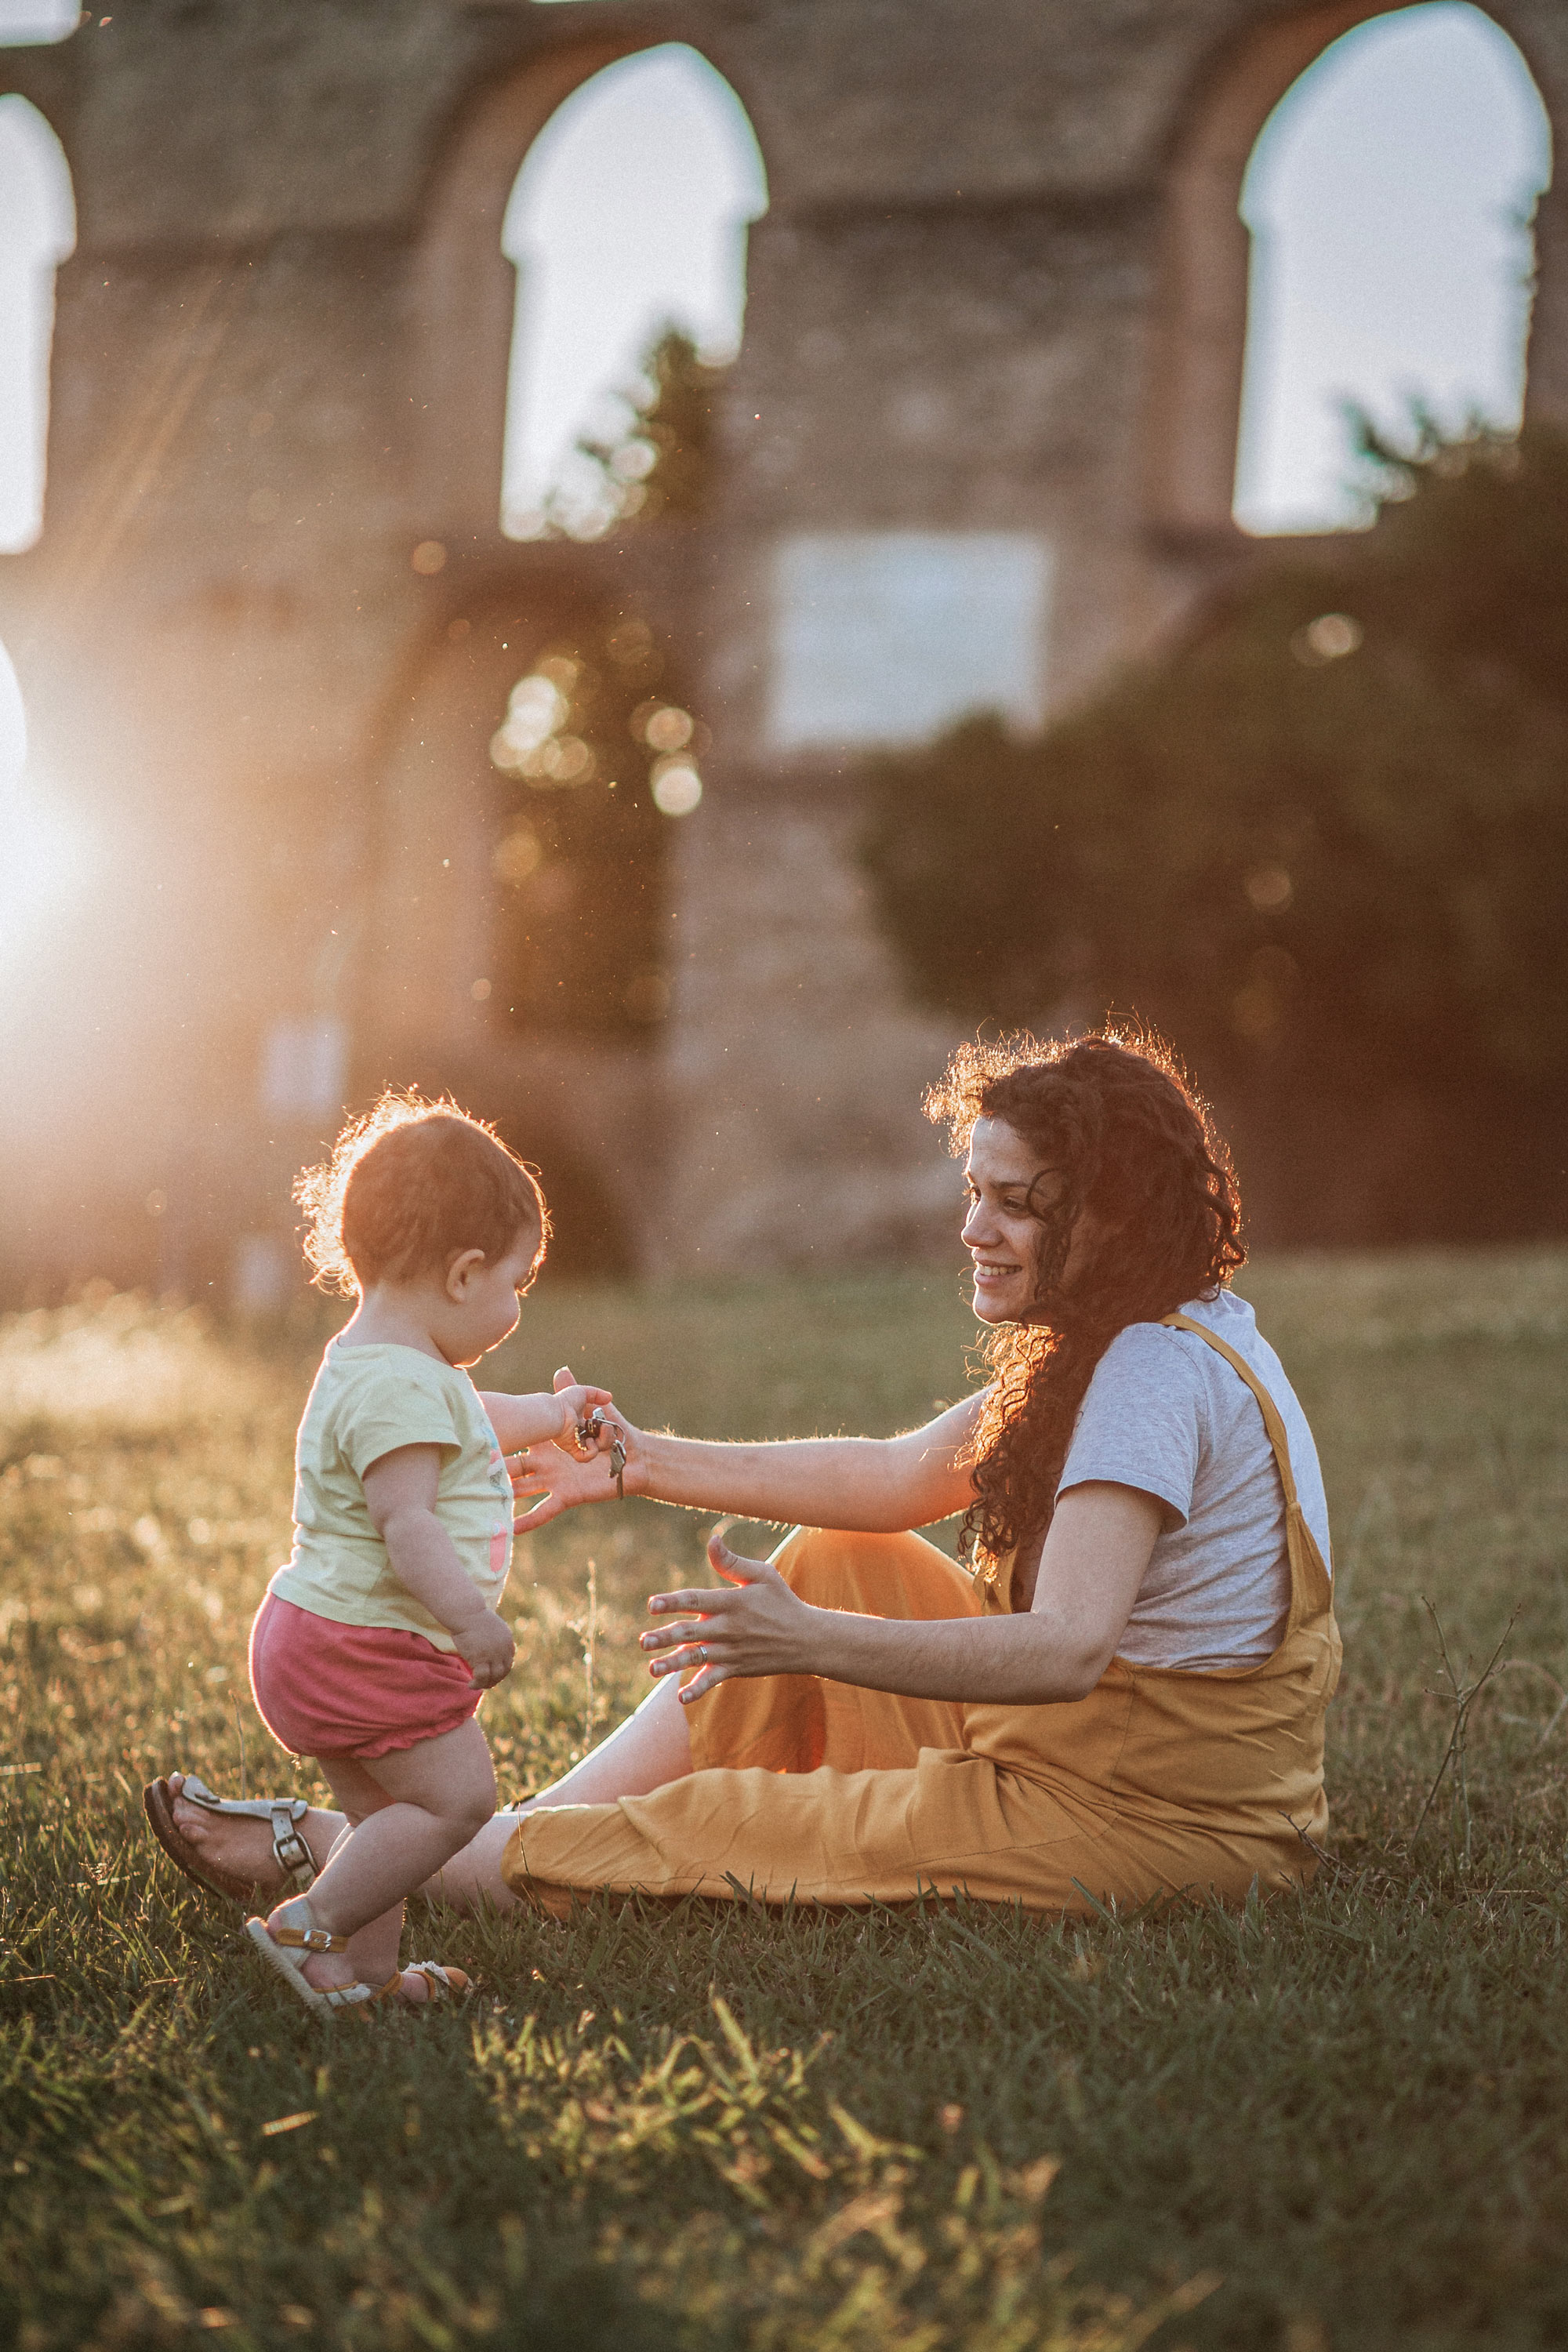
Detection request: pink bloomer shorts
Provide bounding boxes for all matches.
[249,1592,482,1761]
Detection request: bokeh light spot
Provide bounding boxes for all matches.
[1245,864,1294,911]
[651,758,702,817]
[1292,612,1364,665]
[492,822,544,886]
[644,703,694,753]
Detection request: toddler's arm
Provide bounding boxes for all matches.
[480,1381,613,1453]
[361,1443,514,1690]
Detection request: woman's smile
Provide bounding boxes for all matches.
[971,1256,1022,1287]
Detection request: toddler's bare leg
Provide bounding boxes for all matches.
[268,1723,495,1991]
[419,1674,693,1908]
[281,1755,405,1989]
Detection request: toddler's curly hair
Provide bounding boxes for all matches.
[296,1091,549,1297]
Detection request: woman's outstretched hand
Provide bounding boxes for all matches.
[640,1530,818,1703]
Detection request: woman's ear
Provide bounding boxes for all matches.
[445,1247,487,1301]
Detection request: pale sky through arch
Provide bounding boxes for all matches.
[0,0,77,41]
[0,92,75,554]
[1234,2,1552,532]
[500,42,768,538]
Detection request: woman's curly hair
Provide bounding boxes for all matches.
[295,1090,549,1298]
[925,1029,1245,1585]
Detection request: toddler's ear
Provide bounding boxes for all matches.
[445,1247,487,1301]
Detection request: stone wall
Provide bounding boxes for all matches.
[1,0,1564,1296]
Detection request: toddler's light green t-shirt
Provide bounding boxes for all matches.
[267,1339,514,1649]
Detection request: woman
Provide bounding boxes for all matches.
[147,1031,1340,1922]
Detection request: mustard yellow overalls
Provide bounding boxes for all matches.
[503,1318,1341,1915]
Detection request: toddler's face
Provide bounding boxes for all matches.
[443,1229,540,1363]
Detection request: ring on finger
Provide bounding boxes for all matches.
[698,1643,708,1664]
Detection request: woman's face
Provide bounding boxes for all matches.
[962,1115,1107,1324]
[961,1116,1062,1323]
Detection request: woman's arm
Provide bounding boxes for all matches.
[641,1483,1163,1707]
[506,1384,985,1537]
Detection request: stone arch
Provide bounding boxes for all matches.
[1142,2,1552,540]
[411,36,764,542]
[0,92,74,554]
[354,580,699,1272]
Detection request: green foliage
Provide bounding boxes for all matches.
[482,330,721,1053]
[488,612,689,1041]
[4,1264,1568,2347]
[572,328,725,532]
[859,426,1568,1228]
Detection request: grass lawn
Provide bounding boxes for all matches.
[2,1254,1567,2350]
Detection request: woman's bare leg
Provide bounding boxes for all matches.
[516,1671,693,1810]
[165,1674,694,1915]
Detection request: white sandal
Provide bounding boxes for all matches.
[245,1902,392,2014]
[402,1962,471,2003]
[145,1774,316,1904]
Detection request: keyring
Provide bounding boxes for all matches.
[575,1407,627,1501]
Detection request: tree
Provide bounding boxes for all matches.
[859,426,1568,1238]
[488,608,694,1037]
[554,328,725,538]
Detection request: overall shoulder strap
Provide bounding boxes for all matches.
[1160,1312,1301,1511]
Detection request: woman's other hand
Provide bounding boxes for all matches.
[640,1530,818,1703]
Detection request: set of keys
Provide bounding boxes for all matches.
[576,1407,626,1500]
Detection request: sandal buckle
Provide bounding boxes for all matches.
[270,1803,315,1890]
[274,1828,313,1881]
[301,1926,334,1952]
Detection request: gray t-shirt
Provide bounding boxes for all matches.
[1055,1288,1331,1671]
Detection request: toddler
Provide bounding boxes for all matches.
[245,1091,611,2013]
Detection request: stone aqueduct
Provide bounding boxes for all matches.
[2,0,1565,1293]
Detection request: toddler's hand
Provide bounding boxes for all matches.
[554,1382,614,1443]
[456,1608,515,1691]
